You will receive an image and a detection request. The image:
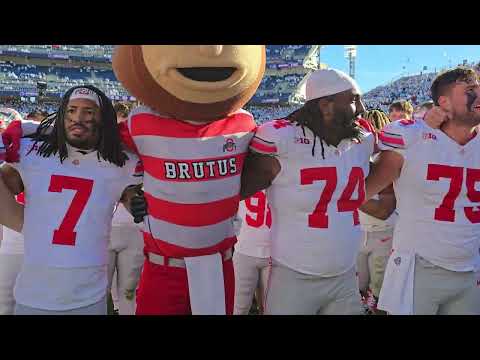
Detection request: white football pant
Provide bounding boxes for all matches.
[0,253,23,315]
[264,259,363,315]
[107,227,144,315]
[232,251,270,315]
[412,255,480,315]
[356,229,393,298]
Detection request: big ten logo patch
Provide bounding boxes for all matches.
[164,157,238,180]
[294,137,310,145]
[422,132,437,141]
[223,138,236,152]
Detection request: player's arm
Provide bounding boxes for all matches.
[240,121,287,200]
[0,170,23,232]
[0,163,24,196]
[359,184,396,220]
[240,151,280,200]
[2,120,42,162]
[118,117,139,154]
[365,151,402,201]
[365,120,417,201]
[118,157,146,222]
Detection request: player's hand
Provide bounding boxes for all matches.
[423,106,450,129]
[124,289,135,301]
[131,190,147,224]
[2,121,23,163]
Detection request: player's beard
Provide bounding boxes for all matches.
[66,121,101,150]
[451,108,480,128]
[327,109,361,141]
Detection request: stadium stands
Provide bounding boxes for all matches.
[2,45,475,121]
[0,45,312,109]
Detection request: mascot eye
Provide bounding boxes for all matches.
[176,67,236,82]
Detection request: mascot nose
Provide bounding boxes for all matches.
[199,45,224,57]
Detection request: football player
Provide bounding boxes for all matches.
[357,110,397,314]
[0,109,32,315]
[367,67,480,315]
[240,69,377,315]
[233,190,271,315]
[0,86,142,315]
[107,102,144,315]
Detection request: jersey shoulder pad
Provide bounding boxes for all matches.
[356,118,375,134]
[249,119,294,155]
[378,119,422,150]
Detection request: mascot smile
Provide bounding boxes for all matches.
[113,45,265,121]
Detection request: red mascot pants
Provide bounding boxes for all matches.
[135,253,235,315]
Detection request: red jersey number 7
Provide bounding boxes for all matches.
[48,175,94,246]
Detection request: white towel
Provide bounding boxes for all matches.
[377,250,415,315]
[185,253,226,315]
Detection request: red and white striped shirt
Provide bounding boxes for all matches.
[121,106,257,258]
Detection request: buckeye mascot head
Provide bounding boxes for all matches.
[112,45,266,122]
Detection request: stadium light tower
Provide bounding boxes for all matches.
[344,45,357,79]
[303,45,322,70]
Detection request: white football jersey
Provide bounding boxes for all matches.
[10,139,141,310]
[234,190,271,259]
[250,119,375,276]
[12,139,141,267]
[379,119,480,271]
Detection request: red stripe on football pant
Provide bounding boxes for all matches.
[130,113,255,138]
[144,192,240,227]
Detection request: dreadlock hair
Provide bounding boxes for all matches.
[285,98,363,159]
[30,85,128,167]
[363,109,391,132]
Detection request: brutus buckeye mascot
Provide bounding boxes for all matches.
[112,45,266,315]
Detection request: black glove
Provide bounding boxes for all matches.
[130,190,148,224]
